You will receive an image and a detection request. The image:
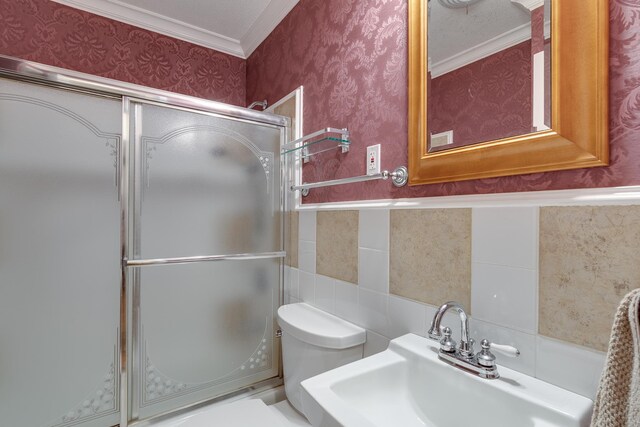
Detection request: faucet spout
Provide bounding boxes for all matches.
[427,301,473,357]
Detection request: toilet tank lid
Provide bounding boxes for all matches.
[277,303,366,349]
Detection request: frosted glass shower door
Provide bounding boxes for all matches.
[128,100,283,420]
[0,79,121,427]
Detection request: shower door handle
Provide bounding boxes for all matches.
[125,251,286,267]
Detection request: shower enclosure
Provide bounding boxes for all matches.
[0,56,288,427]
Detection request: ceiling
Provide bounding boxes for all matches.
[51,0,300,58]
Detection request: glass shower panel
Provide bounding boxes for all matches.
[133,102,281,259]
[0,79,121,427]
[134,260,280,419]
[129,101,283,420]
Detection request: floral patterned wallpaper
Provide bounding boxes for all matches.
[1,0,638,203]
[0,0,246,106]
[247,0,640,203]
[429,41,533,149]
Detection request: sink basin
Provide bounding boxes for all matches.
[301,334,593,427]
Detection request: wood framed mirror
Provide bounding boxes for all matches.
[408,0,609,185]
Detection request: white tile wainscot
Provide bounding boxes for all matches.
[357,288,389,337]
[283,269,605,400]
[282,202,615,401]
[298,211,316,242]
[298,270,315,304]
[472,207,538,269]
[284,266,291,305]
[288,267,299,301]
[298,210,317,275]
[388,295,426,338]
[334,279,359,325]
[358,209,389,251]
[471,262,538,333]
[298,240,316,274]
[471,206,539,335]
[536,336,605,399]
[314,275,335,314]
[358,248,389,294]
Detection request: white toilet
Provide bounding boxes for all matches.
[277,302,366,416]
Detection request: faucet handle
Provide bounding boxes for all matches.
[489,342,520,358]
[439,327,456,353]
[477,339,520,363]
[476,340,496,368]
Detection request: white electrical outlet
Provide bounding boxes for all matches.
[366,144,381,176]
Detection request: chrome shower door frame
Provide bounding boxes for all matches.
[124,96,287,423]
[0,55,289,427]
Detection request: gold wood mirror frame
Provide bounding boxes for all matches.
[408,0,609,185]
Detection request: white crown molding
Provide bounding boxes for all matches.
[51,0,245,57]
[430,22,531,77]
[51,0,300,59]
[296,186,640,211]
[241,0,299,57]
[511,0,545,12]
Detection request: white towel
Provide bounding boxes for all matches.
[591,288,640,427]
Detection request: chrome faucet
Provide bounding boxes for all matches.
[427,301,520,379]
[427,301,474,358]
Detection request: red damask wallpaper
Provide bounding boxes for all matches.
[247,0,640,203]
[429,41,533,149]
[1,0,638,203]
[0,0,246,106]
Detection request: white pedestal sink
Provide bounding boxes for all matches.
[301,334,593,427]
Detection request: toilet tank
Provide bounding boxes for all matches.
[277,303,366,415]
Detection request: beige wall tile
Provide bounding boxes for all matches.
[286,211,298,268]
[390,209,471,310]
[540,206,640,351]
[316,211,358,283]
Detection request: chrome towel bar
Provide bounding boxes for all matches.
[125,251,286,267]
[291,166,408,196]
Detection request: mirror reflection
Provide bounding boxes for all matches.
[427,0,551,152]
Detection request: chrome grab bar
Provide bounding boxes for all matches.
[125,251,286,267]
